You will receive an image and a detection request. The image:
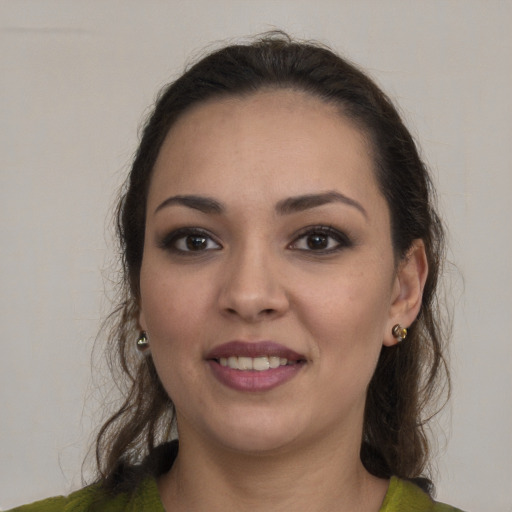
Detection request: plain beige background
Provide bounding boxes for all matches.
[1,1,511,510]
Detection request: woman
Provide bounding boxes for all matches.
[10,33,464,511]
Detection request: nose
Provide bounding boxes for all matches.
[218,243,289,322]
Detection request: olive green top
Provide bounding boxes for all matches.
[7,475,464,511]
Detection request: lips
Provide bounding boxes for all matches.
[207,340,305,361]
[206,341,306,392]
[219,355,292,371]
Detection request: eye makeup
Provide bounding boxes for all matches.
[288,225,353,254]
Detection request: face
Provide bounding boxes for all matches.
[139,90,408,455]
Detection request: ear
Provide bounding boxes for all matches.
[383,239,428,347]
[138,307,148,332]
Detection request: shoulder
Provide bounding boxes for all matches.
[381,477,466,512]
[5,477,164,512]
[5,486,100,512]
[6,442,177,512]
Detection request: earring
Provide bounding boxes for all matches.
[136,331,150,351]
[392,324,408,342]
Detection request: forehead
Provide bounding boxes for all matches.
[149,89,381,209]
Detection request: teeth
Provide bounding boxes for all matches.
[218,355,294,371]
[253,356,270,371]
[238,356,253,370]
[269,356,280,369]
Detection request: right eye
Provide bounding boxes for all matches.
[159,228,222,253]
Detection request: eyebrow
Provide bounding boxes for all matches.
[276,191,368,218]
[154,190,367,218]
[155,195,224,215]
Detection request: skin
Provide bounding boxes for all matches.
[139,90,428,512]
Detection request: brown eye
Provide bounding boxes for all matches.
[306,234,329,250]
[185,235,208,251]
[290,226,351,253]
[160,228,222,253]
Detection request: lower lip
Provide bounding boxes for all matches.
[207,360,304,392]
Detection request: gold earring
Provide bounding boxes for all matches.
[392,324,408,342]
[136,331,149,351]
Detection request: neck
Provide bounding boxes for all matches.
[158,428,388,512]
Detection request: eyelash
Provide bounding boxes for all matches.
[158,228,221,254]
[289,225,352,254]
[158,225,352,255]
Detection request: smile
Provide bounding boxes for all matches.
[218,356,296,371]
[207,341,306,391]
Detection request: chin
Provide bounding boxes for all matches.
[219,433,299,456]
[202,413,306,456]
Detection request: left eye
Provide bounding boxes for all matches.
[174,234,220,252]
[290,227,350,252]
[160,229,222,253]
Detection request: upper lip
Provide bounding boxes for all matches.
[206,341,306,361]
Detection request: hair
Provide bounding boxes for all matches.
[95,31,449,494]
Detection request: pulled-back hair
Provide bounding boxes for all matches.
[95,31,449,494]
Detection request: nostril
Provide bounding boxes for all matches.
[223,306,278,320]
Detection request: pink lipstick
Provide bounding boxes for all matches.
[206,341,306,392]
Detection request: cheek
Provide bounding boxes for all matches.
[139,270,212,402]
[139,263,223,393]
[297,266,393,384]
[302,270,392,339]
[317,292,387,398]
[140,264,210,333]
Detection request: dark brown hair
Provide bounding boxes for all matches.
[95,32,449,494]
